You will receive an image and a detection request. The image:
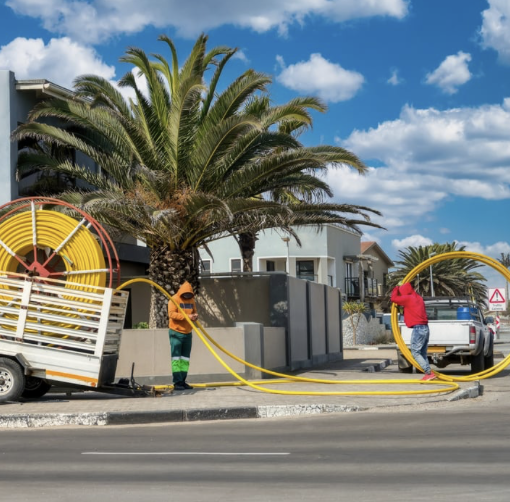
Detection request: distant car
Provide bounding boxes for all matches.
[381,313,403,331]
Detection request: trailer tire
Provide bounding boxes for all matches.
[21,377,52,399]
[0,357,25,402]
[471,344,484,374]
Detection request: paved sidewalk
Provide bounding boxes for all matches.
[0,347,482,428]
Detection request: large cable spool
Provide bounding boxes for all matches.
[0,197,121,341]
[0,197,119,288]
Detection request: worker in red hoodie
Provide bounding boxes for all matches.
[168,281,198,391]
[391,282,436,381]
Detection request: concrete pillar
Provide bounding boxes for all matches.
[236,322,264,380]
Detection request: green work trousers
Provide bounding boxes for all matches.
[169,329,192,384]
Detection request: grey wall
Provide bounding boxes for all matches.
[119,273,344,382]
[0,70,17,203]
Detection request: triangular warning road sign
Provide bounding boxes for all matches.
[489,289,505,303]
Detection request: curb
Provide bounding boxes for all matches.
[0,404,366,428]
[447,381,483,401]
[363,359,393,373]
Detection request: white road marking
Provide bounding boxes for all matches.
[82,452,290,456]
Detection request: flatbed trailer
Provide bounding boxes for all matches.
[0,274,170,402]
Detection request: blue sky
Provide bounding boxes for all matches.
[1,0,510,287]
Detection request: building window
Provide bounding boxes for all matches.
[231,258,242,273]
[200,259,211,275]
[266,260,275,271]
[296,260,315,281]
[345,262,353,278]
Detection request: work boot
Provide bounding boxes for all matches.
[173,383,186,391]
[182,382,193,389]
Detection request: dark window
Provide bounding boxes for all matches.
[200,260,211,274]
[266,260,275,271]
[231,259,241,273]
[296,260,314,281]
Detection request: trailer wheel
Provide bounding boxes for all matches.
[0,357,25,402]
[21,377,52,399]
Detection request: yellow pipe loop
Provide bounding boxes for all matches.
[0,210,106,290]
[391,251,510,382]
[119,278,459,397]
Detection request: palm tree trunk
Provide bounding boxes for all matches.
[238,231,258,272]
[148,245,201,328]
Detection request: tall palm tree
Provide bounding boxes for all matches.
[13,34,381,327]
[386,243,487,307]
[232,95,383,271]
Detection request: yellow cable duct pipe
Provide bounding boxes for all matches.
[0,210,107,337]
[391,251,510,382]
[0,210,106,290]
[119,278,459,396]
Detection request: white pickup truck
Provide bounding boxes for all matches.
[396,296,494,374]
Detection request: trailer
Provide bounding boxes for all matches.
[0,197,171,402]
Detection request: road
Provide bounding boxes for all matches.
[1,396,510,502]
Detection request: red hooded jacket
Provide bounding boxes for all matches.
[390,282,428,328]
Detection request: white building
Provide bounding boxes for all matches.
[199,226,394,305]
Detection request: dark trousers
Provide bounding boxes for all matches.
[169,329,192,384]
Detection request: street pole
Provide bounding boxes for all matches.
[429,251,436,297]
[282,237,290,273]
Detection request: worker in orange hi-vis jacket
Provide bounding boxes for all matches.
[168,281,198,391]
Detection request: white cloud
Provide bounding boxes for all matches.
[0,37,115,88]
[425,51,472,94]
[391,235,433,250]
[6,0,409,44]
[480,0,510,64]
[276,53,364,102]
[387,69,402,86]
[232,50,249,63]
[329,100,510,240]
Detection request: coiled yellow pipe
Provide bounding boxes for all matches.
[119,278,459,396]
[0,210,106,290]
[0,208,107,337]
[391,251,510,382]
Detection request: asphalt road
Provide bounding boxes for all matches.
[1,397,510,502]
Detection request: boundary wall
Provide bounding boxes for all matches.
[116,273,344,383]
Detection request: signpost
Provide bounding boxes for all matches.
[488,287,507,312]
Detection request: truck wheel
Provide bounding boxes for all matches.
[471,346,485,374]
[21,377,52,399]
[397,351,414,373]
[484,337,494,370]
[0,357,25,402]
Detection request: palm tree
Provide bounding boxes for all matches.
[232,95,383,271]
[386,243,487,307]
[13,34,381,327]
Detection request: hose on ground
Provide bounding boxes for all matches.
[119,278,459,396]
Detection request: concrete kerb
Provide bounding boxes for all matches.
[0,404,368,428]
[447,381,483,401]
